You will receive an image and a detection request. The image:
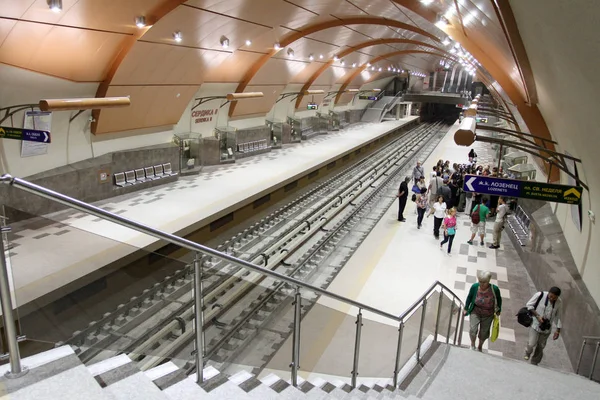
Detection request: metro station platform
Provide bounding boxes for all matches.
[4,117,419,310]
[262,121,573,383]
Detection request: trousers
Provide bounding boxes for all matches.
[398,198,407,220]
[492,221,504,246]
[433,217,443,238]
[440,233,455,253]
[525,328,551,365]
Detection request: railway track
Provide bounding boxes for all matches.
[64,121,448,375]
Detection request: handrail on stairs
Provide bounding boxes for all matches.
[576,335,600,380]
[0,174,465,388]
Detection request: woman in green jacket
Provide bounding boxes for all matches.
[463,270,502,351]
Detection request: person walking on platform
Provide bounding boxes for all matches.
[490,197,508,249]
[439,178,452,208]
[440,207,457,255]
[428,195,447,239]
[524,287,563,365]
[428,171,444,207]
[416,187,428,229]
[412,161,424,186]
[464,270,502,352]
[397,177,410,222]
[467,196,489,246]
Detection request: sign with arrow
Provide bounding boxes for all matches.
[0,126,51,143]
[463,175,582,205]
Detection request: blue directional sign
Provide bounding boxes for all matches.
[0,126,51,143]
[463,174,582,205]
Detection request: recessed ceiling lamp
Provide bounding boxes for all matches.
[245,39,252,46]
[420,0,434,5]
[352,62,357,68]
[367,63,371,67]
[340,60,345,66]
[435,14,449,28]
[442,37,451,46]
[48,0,62,13]
[287,48,295,58]
[387,67,391,71]
[450,48,457,54]
[135,16,146,28]
[173,31,182,43]
[319,54,324,59]
[274,43,281,51]
[378,67,382,72]
[308,54,315,61]
[454,42,461,49]
[371,66,375,71]
[220,36,230,49]
[333,55,339,61]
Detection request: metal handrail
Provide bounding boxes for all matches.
[576,335,600,380]
[583,336,600,340]
[0,169,466,386]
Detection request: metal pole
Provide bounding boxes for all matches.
[457,309,465,346]
[416,298,427,362]
[392,322,404,387]
[547,163,553,183]
[193,253,205,384]
[0,234,27,378]
[453,304,461,344]
[434,289,444,342]
[291,287,302,387]
[351,310,363,388]
[445,302,455,344]
[576,339,587,374]
[590,342,600,380]
[496,144,503,173]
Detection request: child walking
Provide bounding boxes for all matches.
[440,208,457,256]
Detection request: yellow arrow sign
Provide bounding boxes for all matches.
[564,188,581,198]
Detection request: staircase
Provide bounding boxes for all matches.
[3,339,599,399]
[361,93,403,123]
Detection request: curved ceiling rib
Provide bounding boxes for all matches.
[91,0,188,133]
[334,50,452,104]
[294,38,448,109]
[228,16,442,117]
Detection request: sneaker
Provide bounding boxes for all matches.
[470,345,476,351]
[524,354,530,361]
[418,225,421,229]
[467,240,473,245]
[447,253,452,257]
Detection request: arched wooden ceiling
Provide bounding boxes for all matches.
[0,0,545,142]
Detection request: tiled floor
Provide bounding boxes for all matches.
[3,118,419,308]
[313,120,573,373]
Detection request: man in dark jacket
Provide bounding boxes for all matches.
[439,179,452,208]
[397,177,410,222]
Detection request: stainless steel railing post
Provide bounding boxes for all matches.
[193,253,205,384]
[458,309,465,346]
[0,234,27,378]
[433,289,443,342]
[351,309,363,388]
[590,342,600,380]
[445,301,455,344]
[392,321,404,387]
[416,298,427,362]
[291,287,302,387]
[576,338,587,374]
[453,303,461,344]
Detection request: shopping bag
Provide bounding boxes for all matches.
[491,314,500,342]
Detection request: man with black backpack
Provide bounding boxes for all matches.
[467,196,489,246]
[523,287,563,365]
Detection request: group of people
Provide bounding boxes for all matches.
[465,270,563,366]
[397,158,510,255]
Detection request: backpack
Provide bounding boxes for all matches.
[471,205,481,224]
[516,292,544,327]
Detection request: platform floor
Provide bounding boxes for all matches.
[266,121,572,382]
[4,118,419,309]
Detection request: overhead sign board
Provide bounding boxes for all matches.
[358,95,378,100]
[476,117,488,123]
[307,103,318,110]
[0,126,51,143]
[463,174,582,205]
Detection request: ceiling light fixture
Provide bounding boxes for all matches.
[333,55,339,61]
[442,37,451,46]
[367,63,371,67]
[450,48,457,54]
[274,43,281,51]
[378,67,382,72]
[308,54,314,61]
[135,16,146,28]
[245,39,252,46]
[352,62,357,68]
[220,36,230,49]
[435,14,449,28]
[371,66,375,71]
[48,0,62,13]
[340,60,345,66]
[319,54,324,59]
[287,48,295,58]
[173,31,182,43]
[420,0,434,5]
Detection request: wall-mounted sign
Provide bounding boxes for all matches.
[358,95,378,100]
[307,103,318,110]
[21,111,52,157]
[192,108,218,124]
[0,126,50,143]
[476,117,488,123]
[463,174,583,205]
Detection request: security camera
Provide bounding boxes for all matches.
[88,116,96,123]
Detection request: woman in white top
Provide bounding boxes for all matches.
[428,195,447,239]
